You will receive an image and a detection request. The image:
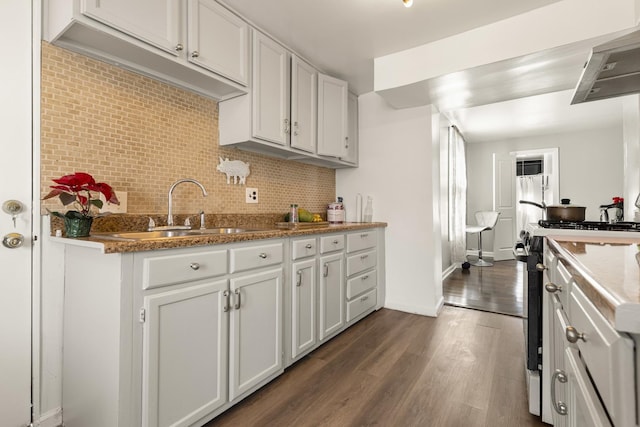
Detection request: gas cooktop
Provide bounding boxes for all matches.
[538,220,640,231]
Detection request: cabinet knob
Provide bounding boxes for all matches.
[175,43,184,52]
[258,253,268,259]
[332,240,339,245]
[565,326,585,343]
[360,254,368,260]
[2,233,24,249]
[305,243,313,249]
[361,275,369,281]
[189,262,200,270]
[544,283,562,293]
[536,263,547,272]
[191,50,199,58]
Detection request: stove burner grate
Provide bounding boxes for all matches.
[538,220,640,231]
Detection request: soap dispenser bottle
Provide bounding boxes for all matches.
[363,196,373,222]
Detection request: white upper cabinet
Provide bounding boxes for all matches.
[317,73,348,158]
[187,0,249,86]
[252,31,290,145]
[81,0,181,55]
[290,56,317,153]
[45,0,248,100]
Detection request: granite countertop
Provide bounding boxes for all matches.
[546,235,640,334]
[50,221,387,254]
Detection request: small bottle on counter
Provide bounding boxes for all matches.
[327,198,345,224]
[290,204,299,223]
[363,196,373,222]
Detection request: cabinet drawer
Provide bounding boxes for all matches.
[346,270,376,300]
[346,250,376,277]
[553,260,572,309]
[347,289,376,322]
[142,250,228,290]
[347,230,376,253]
[292,238,317,260]
[230,242,283,273]
[320,234,344,253]
[568,284,635,427]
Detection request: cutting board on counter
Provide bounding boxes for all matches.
[275,221,330,229]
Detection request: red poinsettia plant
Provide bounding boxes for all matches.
[43,172,120,219]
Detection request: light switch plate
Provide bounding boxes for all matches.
[246,188,258,203]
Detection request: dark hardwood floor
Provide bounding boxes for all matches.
[443,260,524,317]
[206,306,545,427]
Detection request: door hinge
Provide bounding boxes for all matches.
[139,308,146,323]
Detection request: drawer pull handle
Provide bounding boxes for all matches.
[536,263,547,272]
[360,234,368,238]
[333,240,339,244]
[551,369,568,416]
[361,275,369,280]
[190,262,200,270]
[323,263,329,278]
[258,253,268,259]
[234,288,241,310]
[360,254,368,260]
[223,290,230,312]
[360,296,369,302]
[565,326,585,343]
[305,244,313,249]
[544,283,562,293]
[296,270,303,287]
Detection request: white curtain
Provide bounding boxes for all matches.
[448,126,467,263]
[516,175,544,232]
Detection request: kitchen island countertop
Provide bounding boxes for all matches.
[547,235,640,334]
[49,222,387,254]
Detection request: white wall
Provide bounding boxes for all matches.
[466,126,624,246]
[337,92,443,316]
[623,95,640,220]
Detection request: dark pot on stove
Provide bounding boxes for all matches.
[519,198,586,222]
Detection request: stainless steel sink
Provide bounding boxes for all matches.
[92,227,270,241]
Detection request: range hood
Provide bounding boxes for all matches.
[571,28,640,104]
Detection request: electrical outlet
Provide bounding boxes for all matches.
[246,188,258,203]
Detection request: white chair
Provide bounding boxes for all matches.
[466,211,500,267]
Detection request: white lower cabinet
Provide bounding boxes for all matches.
[229,268,283,400]
[291,258,316,359]
[142,279,229,427]
[319,252,345,341]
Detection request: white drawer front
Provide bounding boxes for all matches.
[346,230,376,253]
[346,270,376,300]
[320,234,345,253]
[553,260,572,310]
[230,242,283,273]
[292,238,317,260]
[569,285,635,427]
[347,289,376,322]
[347,250,376,277]
[142,250,228,290]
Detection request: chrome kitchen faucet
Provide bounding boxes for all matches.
[149,178,208,231]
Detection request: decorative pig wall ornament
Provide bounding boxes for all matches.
[216,157,250,185]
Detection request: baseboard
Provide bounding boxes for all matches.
[442,263,457,279]
[384,297,443,317]
[37,407,62,427]
[465,249,495,259]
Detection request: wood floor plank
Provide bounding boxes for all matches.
[206,306,547,427]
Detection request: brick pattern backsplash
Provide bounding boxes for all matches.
[40,42,336,218]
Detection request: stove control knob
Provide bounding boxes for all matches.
[536,263,547,272]
[545,283,562,293]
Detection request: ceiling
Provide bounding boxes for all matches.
[219,0,631,143]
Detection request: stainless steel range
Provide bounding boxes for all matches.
[514,220,640,422]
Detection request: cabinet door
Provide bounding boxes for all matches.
[343,92,358,164]
[252,32,289,145]
[187,0,249,86]
[82,0,181,55]
[565,347,612,427]
[290,56,317,153]
[229,268,283,401]
[319,253,345,340]
[317,73,348,158]
[291,259,316,358]
[550,305,569,427]
[142,279,229,427]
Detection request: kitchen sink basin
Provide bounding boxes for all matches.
[92,227,271,241]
